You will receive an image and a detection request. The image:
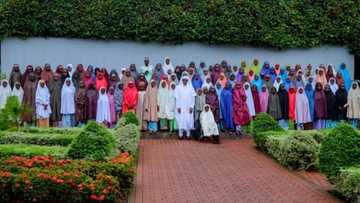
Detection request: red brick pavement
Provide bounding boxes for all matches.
[132,138,341,203]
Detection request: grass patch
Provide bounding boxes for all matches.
[0,144,68,158]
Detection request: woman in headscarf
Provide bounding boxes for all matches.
[11,82,23,104]
[314,82,327,129]
[48,73,62,127]
[35,80,52,128]
[66,64,74,79]
[123,81,138,114]
[135,75,147,130]
[248,70,255,82]
[41,64,53,84]
[259,85,269,113]
[174,66,182,81]
[108,70,120,89]
[206,86,220,123]
[9,64,22,89]
[220,82,234,131]
[22,73,37,125]
[74,81,87,126]
[0,80,12,109]
[200,104,220,144]
[274,64,281,76]
[192,74,203,90]
[345,81,360,128]
[251,84,261,114]
[250,59,261,75]
[85,83,98,120]
[114,82,124,118]
[277,84,289,129]
[326,64,336,81]
[34,66,43,81]
[251,75,262,92]
[60,78,75,127]
[335,72,345,88]
[236,68,244,82]
[167,83,177,132]
[211,64,222,85]
[338,63,352,91]
[328,77,338,95]
[228,74,236,87]
[129,64,139,80]
[273,76,282,92]
[95,71,109,91]
[232,82,251,135]
[288,87,297,122]
[96,87,111,126]
[86,65,96,81]
[163,57,174,75]
[267,86,282,121]
[120,69,134,88]
[260,61,271,78]
[295,87,311,130]
[202,76,213,89]
[143,80,158,133]
[335,83,348,121]
[324,84,337,128]
[217,73,227,88]
[106,86,116,127]
[21,65,34,87]
[151,63,164,84]
[243,82,255,117]
[83,70,94,89]
[263,75,273,90]
[158,80,170,130]
[305,83,315,122]
[316,68,327,88]
[194,88,206,139]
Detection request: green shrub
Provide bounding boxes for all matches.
[289,130,326,144]
[254,131,286,152]
[15,127,82,135]
[0,144,67,158]
[116,112,139,128]
[319,123,360,178]
[253,113,283,135]
[0,132,77,146]
[67,121,116,160]
[114,124,141,155]
[266,134,319,170]
[0,96,23,130]
[334,166,360,203]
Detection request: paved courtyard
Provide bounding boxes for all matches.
[132,138,341,203]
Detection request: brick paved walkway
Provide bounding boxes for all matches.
[132,138,341,203]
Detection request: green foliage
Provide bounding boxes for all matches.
[319,123,360,178]
[254,131,286,152]
[0,131,77,146]
[0,0,359,54]
[266,134,320,170]
[0,144,67,158]
[67,121,116,160]
[334,166,360,203]
[0,96,23,130]
[116,112,139,128]
[114,124,141,155]
[253,113,284,149]
[290,130,326,144]
[15,127,83,135]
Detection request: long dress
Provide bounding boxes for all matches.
[251,86,261,114]
[35,81,52,128]
[85,84,98,120]
[75,84,87,124]
[220,85,234,129]
[305,83,315,121]
[114,82,124,115]
[267,89,282,120]
[206,87,220,122]
[123,82,138,113]
[60,78,76,127]
[175,78,196,131]
[143,81,158,131]
[288,87,296,121]
[278,88,289,120]
[48,77,63,125]
[96,89,111,124]
[22,74,37,124]
[108,92,117,125]
[259,86,269,113]
[200,104,219,137]
[295,88,311,125]
[0,80,12,109]
[243,83,255,117]
[346,82,360,120]
[233,83,251,126]
[335,87,348,120]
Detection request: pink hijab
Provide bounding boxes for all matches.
[259,85,269,112]
[295,87,311,123]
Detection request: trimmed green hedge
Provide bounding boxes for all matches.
[0,144,68,158]
[114,123,141,156]
[0,131,77,146]
[14,127,82,135]
[0,0,359,54]
[334,166,360,203]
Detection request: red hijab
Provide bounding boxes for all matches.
[122,81,138,113]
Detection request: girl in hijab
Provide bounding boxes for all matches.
[22,73,37,125]
[41,64,54,84]
[168,83,177,133]
[328,77,338,95]
[217,73,227,88]
[220,82,234,131]
[34,66,43,81]
[200,104,220,144]
[158,80,170,130]
[163,57,174,75]
[316,68,327,88]
[21,65,34,87]
[259,85,269,113]
[96,71,109,91]
[192,74,203,90]
[114,82,124,118]
[174,66,182,81]
[96,87,111,126]
[75,81,87,126]
[335,72,345,88]
[202,76,213,89]
[123,81,138,113]
[314,82,327,129]
[288,87,297,122]
[129,64,139,80]
[260,61,271,78]
[211,64,222,85]
[108,70,120,89]
[345,81,360,128]
[263,75,273,90]
[86,65,96,81]
[85,83,98,120]
[47,74,62,126]
[324,84,337,128]
[273,76,282,92]
[251,84,261,114]
[267,86,282,121]
[143,80,158,133]
[236,68,244,82]
[305,83,315,122]
[11,82,23,104]
[0,80,12,109]
[206,86,220,124]
[61,78,75,127]
[243,82,256,117]
[9,64,22,89]
[35,80,52,128]
[194,88,206,139]
[228,74,236,87]
[278,84,289,129]
[338,63,352,91]
[250,59,261,75]
[83,70,94,89]
[295,87,311,130]
[151,63,164,84]
[251,75,262,92]
[108,86,117,127]
[335,83,348,121]
[135,75,147,130]
[233,82,251,135]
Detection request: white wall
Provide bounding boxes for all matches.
[0,37,354,78]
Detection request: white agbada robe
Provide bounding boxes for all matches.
[35,82,52,119]
[0,80,12,109]
[200,104,219,137]
[11,83,24,104]
[157,81,170,119]
[60,78,76,114]
[295,87,312,123]
[244,82,256,116]
[175,76,196,130]
[163,57,174,75]
[96,88,111,123]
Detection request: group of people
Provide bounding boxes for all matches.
[0,57,359,143]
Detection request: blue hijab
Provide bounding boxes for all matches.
[192,74,203,90]
[338,63,352,91]
[305,83,315,121]
[251,75,263,92]
[215,82,223,118]
[220,83,234,129]
[260,61,271,78]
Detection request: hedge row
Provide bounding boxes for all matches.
[0,131,77,146]
[334,166,360,202]
[0,0,359,54]
[0,144,68,158]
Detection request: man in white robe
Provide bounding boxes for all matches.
[175,75,196,139]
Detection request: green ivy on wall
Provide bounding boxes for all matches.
[0,0,359,54]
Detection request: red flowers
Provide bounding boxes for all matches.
[111,152,132,164]
[4,156,72,168]
[0,171,12,177]
[90,194,105,201]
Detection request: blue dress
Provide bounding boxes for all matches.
[220,87,234,129]
[305,83,315,121]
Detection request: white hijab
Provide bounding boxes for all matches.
[66,64,74,78]
[157,80,170,119]
[202,76,213,89]
[96,88,111,123]
[11,82,24,104]
[328,77,338,95]
[244,82,256,116]
[0,80,12,109]
[163,57,174,75]
[35,80,52,118]
[273,77,282,92]
[61,78,75,114]
[200,104,219,137]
